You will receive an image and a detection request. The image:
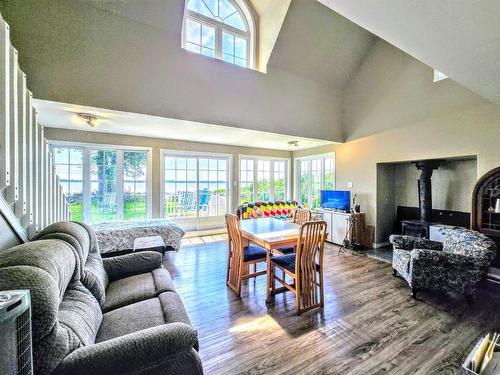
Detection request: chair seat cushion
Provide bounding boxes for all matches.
[272,253,320,274]
[276,246,295,254]
[97,291,192,343]
[103,268,176,312]
[243,245,267,262]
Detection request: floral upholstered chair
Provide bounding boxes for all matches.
[390,228,497,302]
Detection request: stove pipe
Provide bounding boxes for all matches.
[414,160,443,222]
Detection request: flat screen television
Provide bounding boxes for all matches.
[320,190,350,212]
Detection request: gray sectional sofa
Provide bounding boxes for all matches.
[0,221,203,375]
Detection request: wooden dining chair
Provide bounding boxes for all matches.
[270,220,327,315]
[225,213,268,297]
[275,208,312,255]
[294,208,312,225]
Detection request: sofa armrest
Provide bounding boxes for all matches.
[55,323,199,375]
[389,235,443,251]
[103,251,163,281]
[411,248,479,269]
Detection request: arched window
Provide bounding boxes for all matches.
[183,0,255,68]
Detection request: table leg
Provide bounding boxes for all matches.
[265,249,272,303]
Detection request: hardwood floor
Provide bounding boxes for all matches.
[164,239,500,375]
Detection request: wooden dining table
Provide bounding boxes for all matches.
[239,218,300,302]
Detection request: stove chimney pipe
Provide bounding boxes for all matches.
[414,160,443,222]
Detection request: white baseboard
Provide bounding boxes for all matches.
[183,227,226,238]
[372,241,391,249]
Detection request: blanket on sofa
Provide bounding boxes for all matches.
[91,219,185,254]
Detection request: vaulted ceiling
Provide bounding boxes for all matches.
[319,0,500,106]
[268,0,376,89]
[86,0,377,88]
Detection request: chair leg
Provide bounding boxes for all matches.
[295,278,301,315]
[392,269,397,277]
[319,271,324,308]
[271,263,276,297]
[265,252,272,303]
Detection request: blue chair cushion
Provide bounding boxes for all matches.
[276,246,295,254]
[272,253,320,274]
[243,245,267,262]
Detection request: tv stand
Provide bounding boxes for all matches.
[316,209,366,245]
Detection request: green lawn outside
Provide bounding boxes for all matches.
[69,196,147,223]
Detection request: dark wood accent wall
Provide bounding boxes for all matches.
[472,166,500,267]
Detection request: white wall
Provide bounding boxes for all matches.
[1,0,343,142]
[394,159,477,213]
[343,39,485,141]
[295,41,500,242]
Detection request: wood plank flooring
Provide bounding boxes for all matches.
[164,238,500,375]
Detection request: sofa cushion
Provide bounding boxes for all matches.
[33,221,109,308]
[443,228,497,265]
[0,240,102,374]
[103,268,176,312]
[33,221,90,266]
[0,240,77,300]
[59,281,103,347]
[96,291,192,343]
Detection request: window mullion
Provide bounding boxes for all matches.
[215,26,222,59]
[82,148,90,223]
[306,161,309,207]
[116,150,124,221]
[253,159,257,202]
[269,161,274,201]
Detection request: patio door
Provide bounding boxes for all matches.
[162,151,230,231]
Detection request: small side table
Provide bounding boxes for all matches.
[133,236,167,257]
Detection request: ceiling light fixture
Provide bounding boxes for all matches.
[288,140,299,147]
[78,113,98,127]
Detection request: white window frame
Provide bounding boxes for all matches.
[160,149,233,227]
[294,153,336,208]
[49,141,153,223]
[238,155,291,204]
[182,0,256,69]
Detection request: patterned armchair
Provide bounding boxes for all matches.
[390,228,497,302]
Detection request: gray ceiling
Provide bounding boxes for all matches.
[268,0,376,89]
[320,0,500,106]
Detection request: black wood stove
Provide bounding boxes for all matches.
[401,160,443,238]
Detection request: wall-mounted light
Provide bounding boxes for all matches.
[287,140,299,147]
[78,113,98,127]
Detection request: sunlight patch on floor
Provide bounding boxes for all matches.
[229,315,282,334]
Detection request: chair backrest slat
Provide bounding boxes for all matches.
[225,213,244,292]
[293,208,312,225]
[295,220,327,309]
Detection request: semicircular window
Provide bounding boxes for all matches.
[183,0,254,68]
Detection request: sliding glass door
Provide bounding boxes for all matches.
[162,151,230,230]
[52,144,150,224]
